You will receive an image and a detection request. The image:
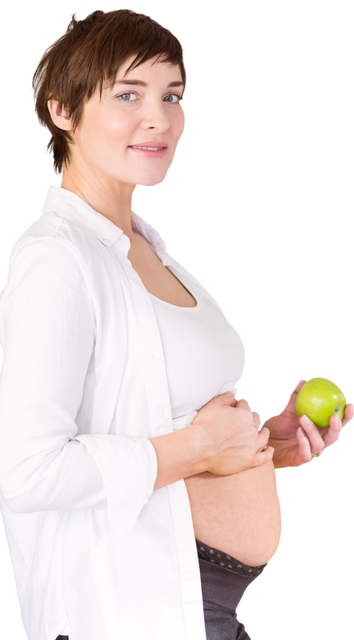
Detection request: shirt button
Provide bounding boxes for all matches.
[102,238,111,244]
[173,261,180,268]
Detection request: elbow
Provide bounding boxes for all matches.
[0,486,35,514]
[0,473,39,514]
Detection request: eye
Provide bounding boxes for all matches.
[117,92,138,101]
[166,93,182,104]
[116,91,183,104]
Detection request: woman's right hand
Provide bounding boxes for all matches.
[190,391,274,475]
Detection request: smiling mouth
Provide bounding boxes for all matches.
[129,146,167,151]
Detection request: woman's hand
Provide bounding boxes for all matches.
[263,380,354,468]
[190,392,274,475]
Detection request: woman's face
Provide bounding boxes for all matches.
[68,54,185,187]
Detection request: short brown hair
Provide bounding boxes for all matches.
[32,9,186,174]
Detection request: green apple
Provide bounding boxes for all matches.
[295,377,346,428]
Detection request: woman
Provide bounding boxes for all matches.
[0,10,352,640]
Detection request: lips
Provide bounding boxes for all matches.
[128,146,167,158]
[128,141,167,149]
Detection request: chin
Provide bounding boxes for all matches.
[138,176,169,189]
[136,171,169,187]
[138,184,161,189]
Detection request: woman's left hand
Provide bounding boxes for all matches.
[262,380,354,468]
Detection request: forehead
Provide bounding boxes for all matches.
[117,54,182,80]
[99,55,184,96]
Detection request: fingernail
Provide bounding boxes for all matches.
[298,427,306,436]
[301,415,311,425]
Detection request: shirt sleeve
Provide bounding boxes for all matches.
[0,238,157,536]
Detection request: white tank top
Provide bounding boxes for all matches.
[148,272,245,431]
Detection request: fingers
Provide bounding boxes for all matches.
[254,446,275,466]
[321,413,343,448]
[296,425,313,463]
[257,426,270,452]
[298,405,351,459]
[299,414,326,454]
[237,396,263,421]
[235,399,250,411]
[252,409,269,431]
[290,376,308,393]
[342,403,354,427]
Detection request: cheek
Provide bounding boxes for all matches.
[79,106,133,156]
[180,111,188,139]
[99,108,132,139]
[173,110,185,140]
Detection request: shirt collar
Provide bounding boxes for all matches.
[42,186,168,260]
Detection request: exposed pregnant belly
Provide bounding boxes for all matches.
[184,460,281,567]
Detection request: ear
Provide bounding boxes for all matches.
[47,99,72,131]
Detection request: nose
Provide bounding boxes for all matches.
[140,98,171,132]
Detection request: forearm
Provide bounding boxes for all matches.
[149,426,210,490]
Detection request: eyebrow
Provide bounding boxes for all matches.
[113,79,184,88]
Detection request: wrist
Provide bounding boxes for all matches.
[148,424,210,491]
[187,421,219,474]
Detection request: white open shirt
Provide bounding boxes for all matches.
[0,186,238,640]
